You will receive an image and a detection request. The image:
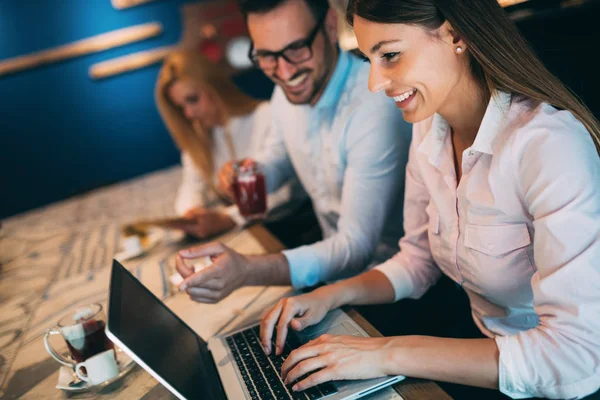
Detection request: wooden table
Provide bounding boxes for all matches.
[0,167,450,400]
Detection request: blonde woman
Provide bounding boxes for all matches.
[156,50,302,238]
[258,0,600,399]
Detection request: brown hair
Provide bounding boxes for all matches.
[155,49,260,185]
[346,0,600,154]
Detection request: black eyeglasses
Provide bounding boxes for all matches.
[248,14,327,70]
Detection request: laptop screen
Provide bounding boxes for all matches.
[108,260,217,399]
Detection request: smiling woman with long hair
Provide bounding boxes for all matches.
[257,1,600,399]
[156,50,260,212]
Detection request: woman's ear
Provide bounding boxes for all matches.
[440,20,467,54]
[324,8,339,46]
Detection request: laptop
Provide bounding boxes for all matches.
[106,260,404,400]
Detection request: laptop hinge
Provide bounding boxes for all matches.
[205,350,228,400]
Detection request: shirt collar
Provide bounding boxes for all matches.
[418,90,512,162]
[417,113,449,167]
[471,91,512,155]
[314,50,352,110]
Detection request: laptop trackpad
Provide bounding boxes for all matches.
[298,321,363,342]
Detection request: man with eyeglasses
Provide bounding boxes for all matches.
[174,0,412,303]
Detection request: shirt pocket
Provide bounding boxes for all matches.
[463,223,535,305]
[464,223,531,257]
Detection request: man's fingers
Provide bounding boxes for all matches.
[179,262,222,291]
[218,169,233,188]
[186,287,225,302]
[221,161,234,177]
[218,162,235,195]
[189,296,219,304]
[175,254,194,278]
[179,242,226,259]
[186,279,224,291]
[240,158,256,168]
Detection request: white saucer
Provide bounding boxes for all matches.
[56,348,136,392]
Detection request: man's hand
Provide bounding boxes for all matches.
[176,242,250,303]
[217,158,256,198]
[166,207,235,239]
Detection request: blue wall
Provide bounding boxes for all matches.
[0,0,196,219]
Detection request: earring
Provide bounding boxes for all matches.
[456,46,463,54]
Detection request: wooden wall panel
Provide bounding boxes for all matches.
[89,46,174,80]
[111,0,159,10]
[0,22,163,78]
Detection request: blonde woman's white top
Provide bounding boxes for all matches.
[175,102,305,221]
[375,92,600,399]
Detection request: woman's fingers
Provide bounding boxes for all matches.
[275,299,304,355]
[281,341,327,378]
[293,367,337,392]
[260,300,285,355]
[284,355,330,384]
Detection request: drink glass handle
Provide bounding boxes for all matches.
[43,328,76,369]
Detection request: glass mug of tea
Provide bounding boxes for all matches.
[43,303,115,369]
[232,162,268,220]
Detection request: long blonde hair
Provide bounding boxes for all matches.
[347,0,600,154]
[155,49,260,185]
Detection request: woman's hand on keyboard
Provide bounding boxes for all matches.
[260,289,332,356]
[281,335,391,391]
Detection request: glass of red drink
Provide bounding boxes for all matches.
[232,163,268,220]
[44,303,115,369]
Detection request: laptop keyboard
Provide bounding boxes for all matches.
[226,325,338,400]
